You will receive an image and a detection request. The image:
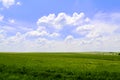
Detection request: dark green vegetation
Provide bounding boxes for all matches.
[0,52,120,80]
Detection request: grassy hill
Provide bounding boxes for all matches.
[0,52,120,80]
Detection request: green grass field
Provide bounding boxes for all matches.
[0,52,120,80]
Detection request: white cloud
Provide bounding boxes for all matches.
[84,17,91,23]
[37,12,86,30]
[16,1,21,6]
[49,32,60,38]
[18,27,33,32]
[1,25,16,32]
[7,32,24,43]
[0,30,6,39]
[0,12,120,52]
[0,0,21,8]
[8,19,15,23]
[25,30,60,38]
[67,12,85,25]
[76,22,118,38]
[0,0,15,8]
[37,26,46,32]
[26,30,49,37]
[65,35,74,42]
[0,15,4,21]
[76,24,94,35]
[86,22,118,38]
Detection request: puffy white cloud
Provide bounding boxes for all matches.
[7,32,24,43]
[0,0,21,8]
[16,1,21,6]
[0,0,15,8]
[86,22,118,38]
[0,12,120,52]
[76,24,94,35]
[65,35,74,42]
[76,22,118,38]
[8,19,15,23]
[49,32,60,38]
[26,30,49,37]
[31,12,120,51]
[37,26,46,32]
[68,12,85,25]
[84,17,90,23]
[25,30,60,38]
[37,12,87,30]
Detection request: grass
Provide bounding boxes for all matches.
[0,52,120,80]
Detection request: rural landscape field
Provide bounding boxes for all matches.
[0,52,120,80]
[0,0,120,80]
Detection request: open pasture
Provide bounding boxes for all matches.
[0,52,120,80]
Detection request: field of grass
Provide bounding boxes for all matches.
[0,52,120,80]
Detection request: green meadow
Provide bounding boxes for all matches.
[0,52,120,80]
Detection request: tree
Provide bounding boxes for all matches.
[118,53,120,55]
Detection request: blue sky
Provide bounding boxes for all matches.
[0,0,120,52]
[1,0,120,22]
